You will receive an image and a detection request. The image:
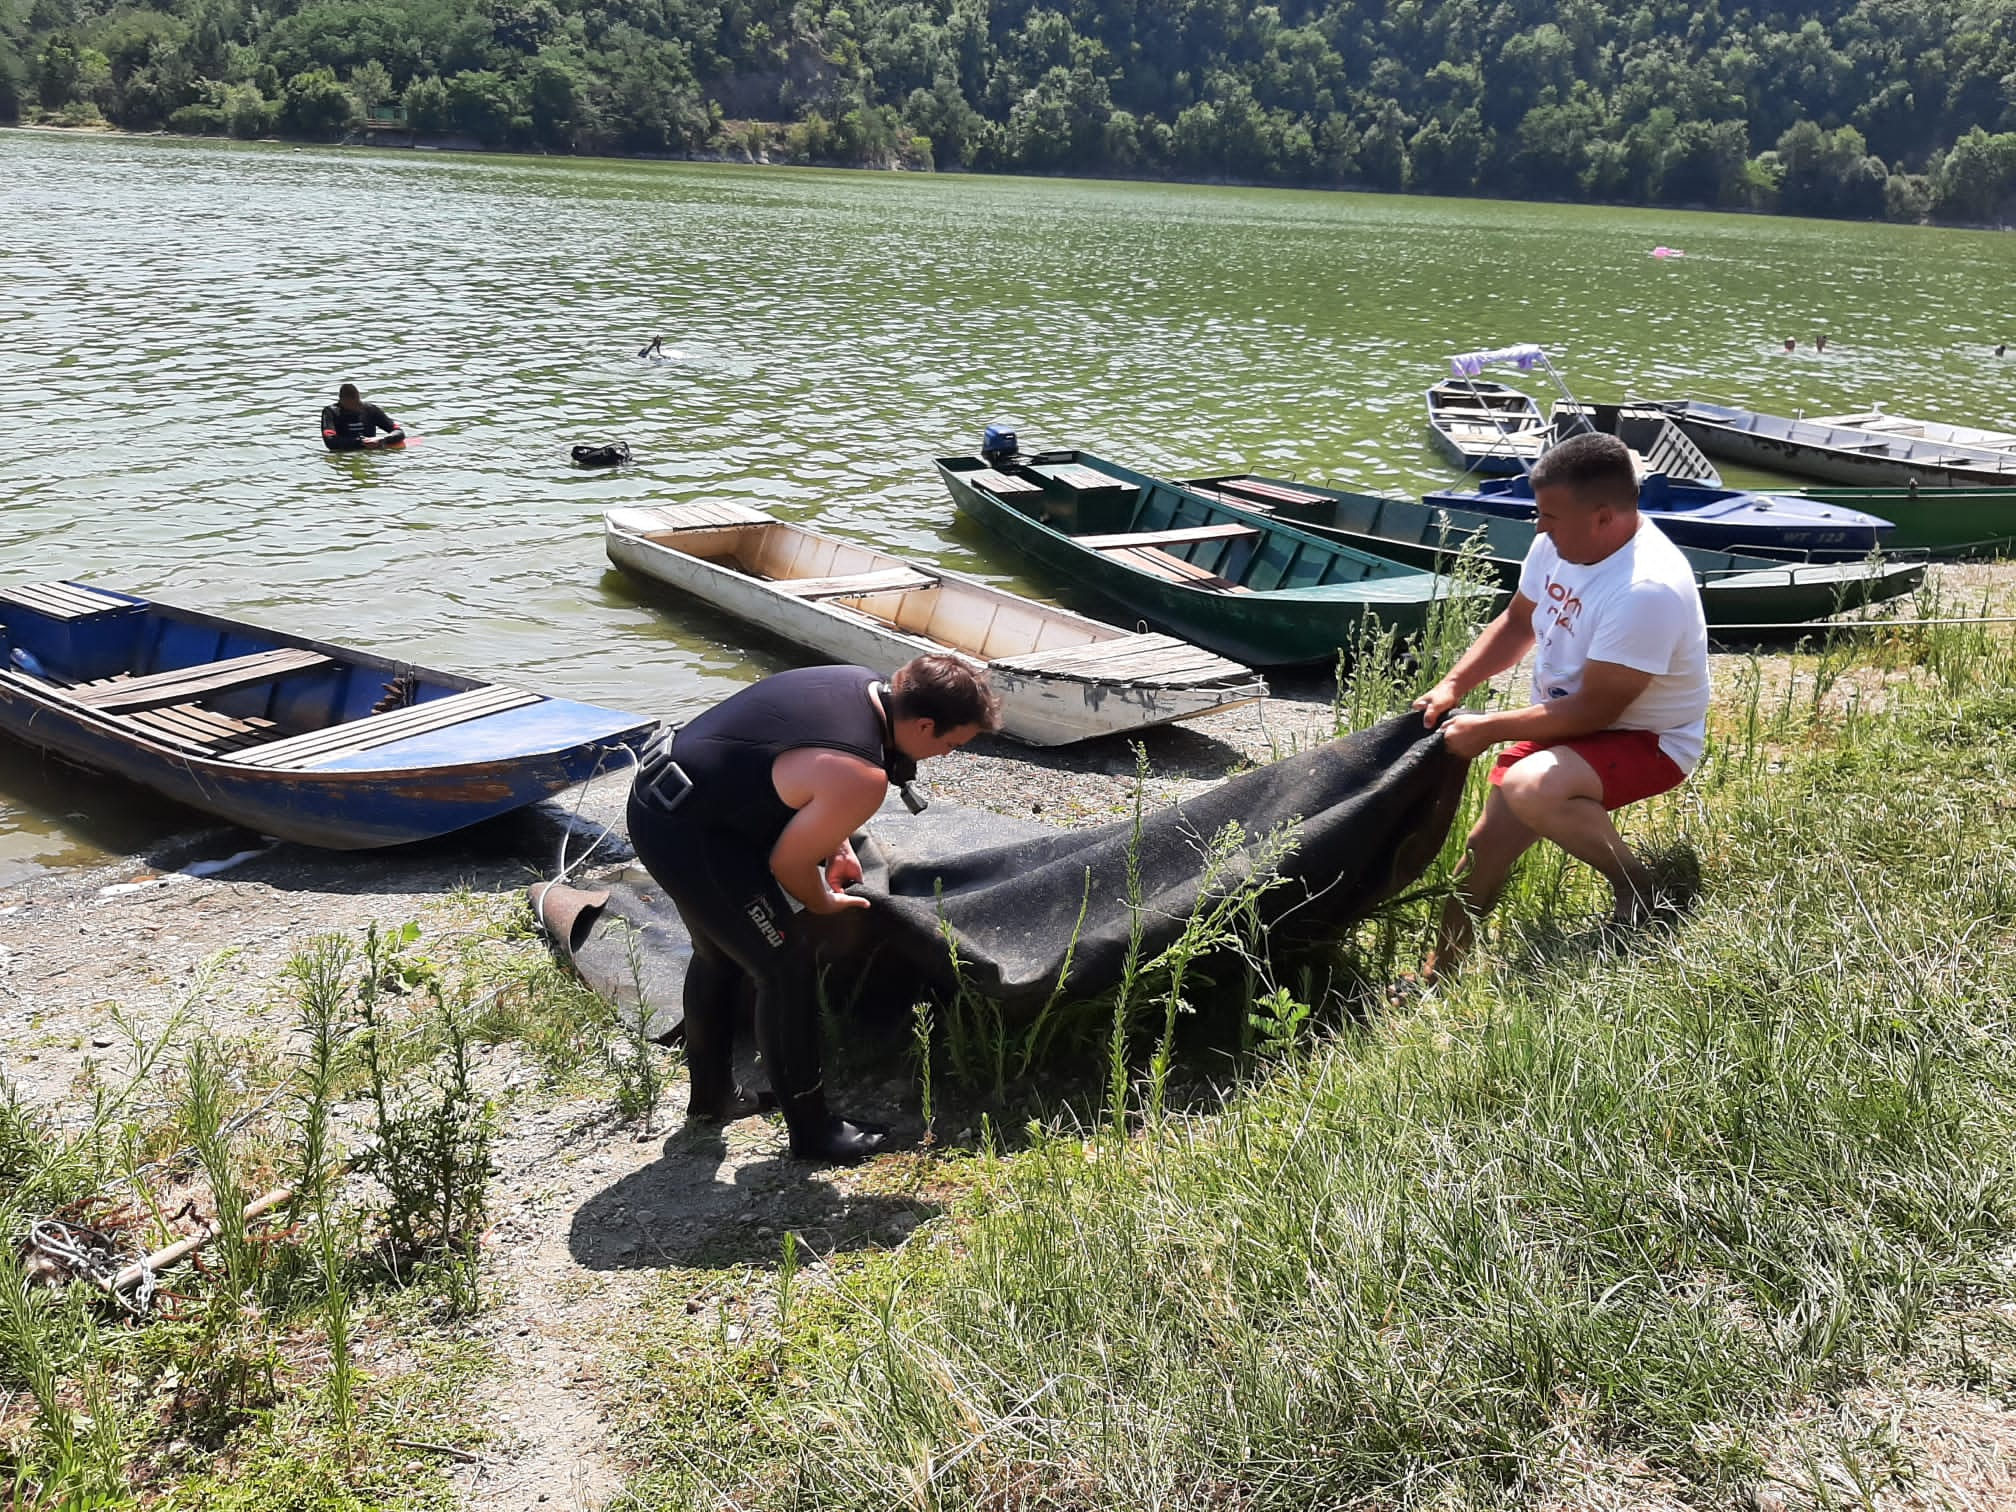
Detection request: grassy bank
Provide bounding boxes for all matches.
[609,611,2016,1510]
[3,594,2012,1509]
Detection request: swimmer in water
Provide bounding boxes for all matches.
[639,336,665,359]
[1782,338,1796,352]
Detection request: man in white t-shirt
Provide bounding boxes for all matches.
[1411,431,1709,981]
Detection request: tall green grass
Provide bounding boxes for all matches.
[612,625,2016,1511]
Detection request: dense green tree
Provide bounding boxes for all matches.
[281,65,353,136]
[15,0,2016,222]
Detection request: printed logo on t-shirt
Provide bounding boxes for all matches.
[1542,576,1584,635]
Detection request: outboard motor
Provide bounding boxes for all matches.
[980,422,1020,467]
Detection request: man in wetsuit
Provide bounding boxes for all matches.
[320,383,404,451]
[626,654,1001,1162]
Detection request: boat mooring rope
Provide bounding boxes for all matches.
[534,738,645,942]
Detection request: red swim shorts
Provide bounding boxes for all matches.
[1489,729,1688,811]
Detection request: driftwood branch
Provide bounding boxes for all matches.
[107,1182,298,1293]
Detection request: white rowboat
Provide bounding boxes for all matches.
[605,502,1268,747]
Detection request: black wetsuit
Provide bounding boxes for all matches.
[626,665,893,1160]
[321,401,400,452]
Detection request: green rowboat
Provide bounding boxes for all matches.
[1183,474,1926,627]
[935,451,1487,667]
[1789,487,2016,558]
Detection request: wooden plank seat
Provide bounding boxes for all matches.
[1106,546,1251,593]
[610,501,773,535]
[1205,478,1329,508]
[967,467,1043,495]
[69,647,332,713]
[119,704,279,756]
[990,632,1251,686]
[1077,522,1263,549]
[226,685,543,770]
[0,581,133,620]
[1032,462,1138,495]
[1189,487,1277,514]
[769,568,939,600]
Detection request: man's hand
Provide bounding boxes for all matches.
[823,842,864,894]
[806,887,870,915]
[1439,712,1499,761]
[1413,680,1465,729]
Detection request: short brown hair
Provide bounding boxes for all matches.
[339,382,361,402]
[1530,431,1638,508]
[891,654,1001,733]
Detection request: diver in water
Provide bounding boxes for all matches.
[638,336,666,360]
[320,383,404,451]
[625,654,1000,1162]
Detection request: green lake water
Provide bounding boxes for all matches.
[3,128,2012,880]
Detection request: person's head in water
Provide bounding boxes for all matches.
[1999,343,2008,358]
[1783,337,1796,352]
[337,382,363,412]
[886,653,1001,759]
[1529,433,1640,567]
[1815,334,1828,352]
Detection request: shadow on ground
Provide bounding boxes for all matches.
[567,1117,944,1272]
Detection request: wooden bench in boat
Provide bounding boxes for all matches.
[0,582,133,620]
[1029,462,1138,498]
[120,704,279,755]
[990,632,1253,687]
[226,685,543,770]
[965,467,1043,496]
[1202,478,1329,508]
[1077,522,1262,549]
[1104,546,1251,593]
[69,647,333,713]
[610,501,773,535]
[1187,485,1276,514]
[770,568,939,600]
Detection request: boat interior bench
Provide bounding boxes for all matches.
[1104,546,1253,593]
[770,568,939,600]
[0,582,134,620]
[967,467,1043,496]
[227,685,544,770]
[1077,522,1262,549]
[69,647,333,713]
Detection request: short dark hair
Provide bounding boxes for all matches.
[339,382,361,401]
[1530,431,1638,508]
[891,654,1001,733]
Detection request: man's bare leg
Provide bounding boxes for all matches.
[1494,749,1659,924]
[1422,789,1539,983]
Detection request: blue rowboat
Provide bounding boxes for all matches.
[0,581,655,850]
[1421,473,1896,558]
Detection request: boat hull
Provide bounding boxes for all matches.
[1661,402,2016,489]
[0,589,654,850]
[938,457,1471,667]
[604,527,1263,746]
[1425,476,1894,558]
[1793,487,2016,557]
[1187,475,1923,625]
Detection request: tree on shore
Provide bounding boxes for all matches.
[7,0,2016,224]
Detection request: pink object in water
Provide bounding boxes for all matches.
[1650,246,1685,258]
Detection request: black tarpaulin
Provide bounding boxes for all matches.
[535,715,1467,1026]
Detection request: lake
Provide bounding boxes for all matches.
[2,128,2011,880]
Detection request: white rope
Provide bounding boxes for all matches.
[535,738,645,941]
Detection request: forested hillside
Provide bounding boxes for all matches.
[5,0,2016,222]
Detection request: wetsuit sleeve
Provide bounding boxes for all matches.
[365,404,398,433]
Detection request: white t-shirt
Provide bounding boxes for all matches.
[1516,518,1710,772]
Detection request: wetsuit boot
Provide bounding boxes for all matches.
[681,946,765,1121]
[753,965,885,1163]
